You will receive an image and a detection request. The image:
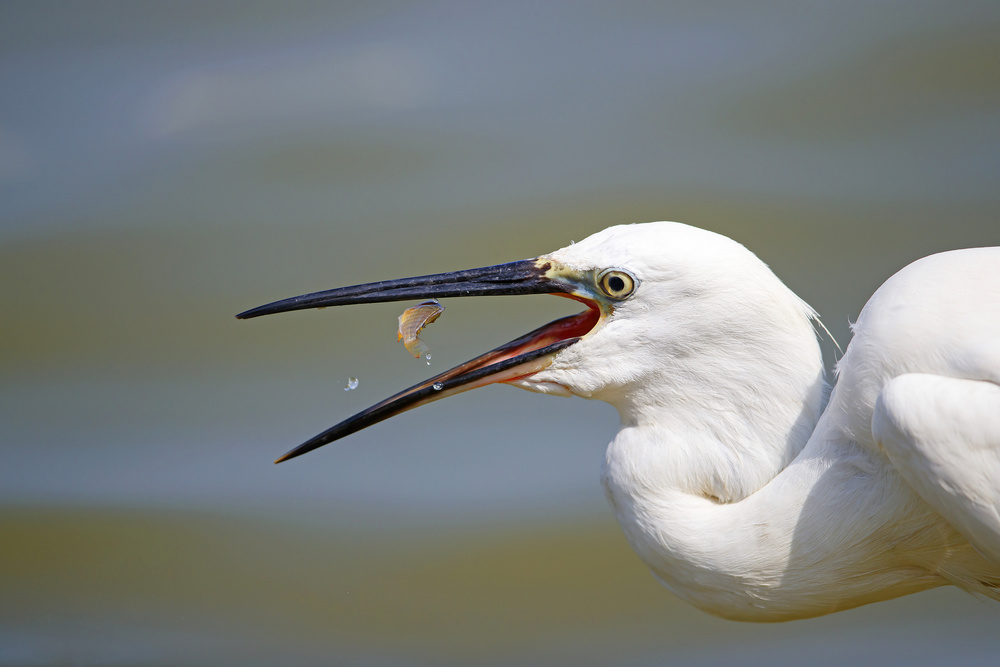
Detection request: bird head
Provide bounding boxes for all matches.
[238,222,824,463]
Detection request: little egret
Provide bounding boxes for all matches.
[238,222,1000,621]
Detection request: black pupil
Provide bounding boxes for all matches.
[607,275,626,293]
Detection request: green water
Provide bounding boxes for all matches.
[3,506,997,666]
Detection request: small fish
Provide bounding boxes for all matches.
[397,299,445,359]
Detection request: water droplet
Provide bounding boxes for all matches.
[344,377,359,391]
[425,352,432,365]
[432,382,443,391]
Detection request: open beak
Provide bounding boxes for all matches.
[237,258,600,463]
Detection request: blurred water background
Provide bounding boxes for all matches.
[2,2,1000,665]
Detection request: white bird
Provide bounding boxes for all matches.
[238,221,1000,621]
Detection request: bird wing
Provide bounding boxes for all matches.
[873,373,1000,566]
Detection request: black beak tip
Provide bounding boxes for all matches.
[274,445,307,464]
[236,304,276,320]
[235,306,258,320]
[273,437,328,464]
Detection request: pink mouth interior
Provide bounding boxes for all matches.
[490,300,601,382]
[409,298,602,394]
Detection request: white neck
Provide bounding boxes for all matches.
[603,418,956,620]
[600,337,981,621]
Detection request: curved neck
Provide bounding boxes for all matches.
[606,314,829,504]
[602,412,962,621]
[596,316,954,620]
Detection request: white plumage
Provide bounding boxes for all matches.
[533,223,1000,620]
[243,221,1000,621]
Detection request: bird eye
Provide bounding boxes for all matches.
[597,269,637,299]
